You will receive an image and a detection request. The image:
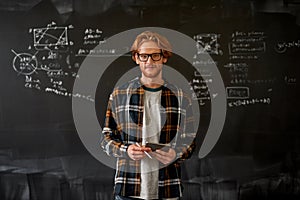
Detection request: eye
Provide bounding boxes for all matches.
[152,53,161,59]
[139,54,148,60]
[151,53,162,61]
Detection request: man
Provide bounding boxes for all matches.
[101,31,196,200]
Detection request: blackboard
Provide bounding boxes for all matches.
[0,0,299,199]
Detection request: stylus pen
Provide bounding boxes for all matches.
[135,142,152,159]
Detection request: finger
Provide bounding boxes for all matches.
[131,145,151,153]
[131,146,142,151]
[155,149,167,155]
[151,152,165,160]
[134,147,151,152]
[152,154,168,165]
[151,151,173,164]
[141,147,152,152]
[130,151,145,156]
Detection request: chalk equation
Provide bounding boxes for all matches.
[275,40,300,53]
[228,97,271,107]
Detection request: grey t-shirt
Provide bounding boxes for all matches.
[139,89,161,200]
[140,89,161,200]
[131,87,179,200]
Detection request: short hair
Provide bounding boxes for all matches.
[131,31,172,62]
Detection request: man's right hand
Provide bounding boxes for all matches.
[127,144,151,161]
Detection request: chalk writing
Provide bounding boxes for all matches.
[228,98,271,107]
[193,59,217,66]
[45,87,94,102]
[275,40,300,53]
[76,47,130,57]
[230,78,275,84]
[230,55,258,60]
[226,87,249,99]
[24,82,41,90]
[194,69,212,77]
[229,42,266,54]
[83,28,105,45]
[231,31,265,38]
[229,31,266,59]
[284,76,297,84]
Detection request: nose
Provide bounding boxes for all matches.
[145,56,154,64]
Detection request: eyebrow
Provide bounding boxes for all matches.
[137,49,162,53]
[138,52,161,54]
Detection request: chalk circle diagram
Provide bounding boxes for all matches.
[72,27,227,171]
[12,52,38,75]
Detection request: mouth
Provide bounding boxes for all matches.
[145,67,156,72]
[144,65,156,69]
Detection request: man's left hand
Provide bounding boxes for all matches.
[151,148,176,165]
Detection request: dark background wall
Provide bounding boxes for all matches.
[0,0,299,199]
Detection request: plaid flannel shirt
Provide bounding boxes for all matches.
[101,77,196,199]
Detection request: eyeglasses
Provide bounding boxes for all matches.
[137,52,163,62]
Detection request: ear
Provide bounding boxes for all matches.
[163,57,168,64]
[134,53,140,65]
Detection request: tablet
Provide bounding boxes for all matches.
[145,142,171,151]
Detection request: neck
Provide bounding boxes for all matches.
[140,76,164,88]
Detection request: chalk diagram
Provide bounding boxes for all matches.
[194,34,222,55]
[11,50,38,75]
[12,23,74,75]
[32,23,73,51]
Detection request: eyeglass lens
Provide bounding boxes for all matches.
[138,53,162,61]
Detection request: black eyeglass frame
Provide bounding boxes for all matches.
[136,52,163,62]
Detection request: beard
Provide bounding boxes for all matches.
[140,64,163,79]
